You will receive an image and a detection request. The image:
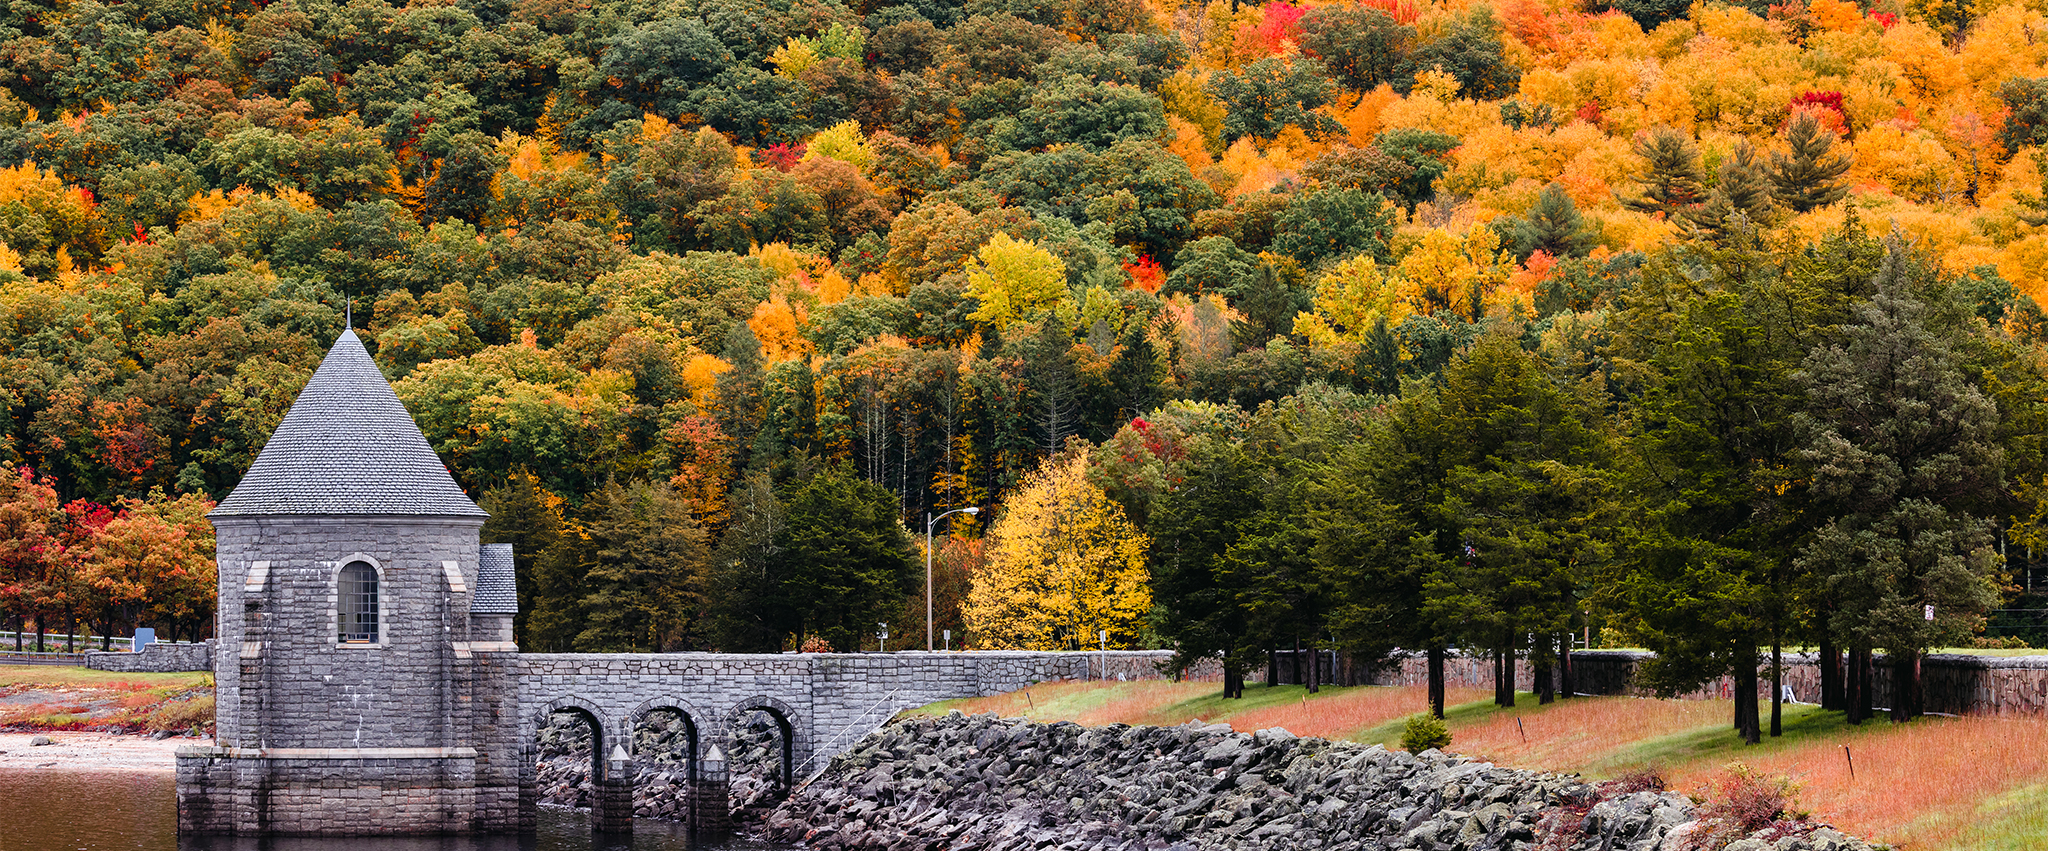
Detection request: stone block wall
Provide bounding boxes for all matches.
[85,639,213,673]
[177,747,480,835]
[1371,649,2048,717]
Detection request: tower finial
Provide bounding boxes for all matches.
[345,293,352,331]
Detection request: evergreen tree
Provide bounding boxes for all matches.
[1793,242,2004,722]
[1689,142,1774,237]
[705,470,786,652]
[1622,127,1706,218]
[1604,223,1881,743]
[1768,112,1852,214]
[1510,183,1598,260]
[760,465,919,652]
[1416,334,1610,707]
[574,478,710,651]
[480,470,567,647]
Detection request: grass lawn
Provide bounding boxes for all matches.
[910,680,2048,850]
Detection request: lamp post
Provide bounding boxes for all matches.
[926,506,980,651]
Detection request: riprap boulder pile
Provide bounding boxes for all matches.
[761,712,1875,851]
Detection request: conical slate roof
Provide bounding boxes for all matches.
[212,329,487,518]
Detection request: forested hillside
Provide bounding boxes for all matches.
[1,0,2047,734]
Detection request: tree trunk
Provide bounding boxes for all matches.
[1307,644,1320,694]
[65,607,76,652]
[1558,638,1572,699]
[1848,646,1872,724]
[1496,638,1516,708]
[1535,633,1555,705]
[1770,641,1783,737]
[1819,638,1842,711]
[1267,646,1278,687]
[1427,645,1446,718]
[1735,661,1761,744]
[1891,649,1919,722]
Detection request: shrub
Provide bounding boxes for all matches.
[1400,713,1452,753]
[145,695,214,733]
[1681,763,1806,850]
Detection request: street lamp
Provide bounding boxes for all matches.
[926,506,980,651]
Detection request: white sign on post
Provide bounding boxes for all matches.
[1925,604,1936,621]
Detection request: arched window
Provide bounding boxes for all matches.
[339,561,379,643]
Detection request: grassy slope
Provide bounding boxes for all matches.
[0,665,213,732]
[908,681,2048,850]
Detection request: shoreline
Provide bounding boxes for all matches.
[0,730,194,773]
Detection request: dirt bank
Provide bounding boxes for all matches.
[0,730,192,773]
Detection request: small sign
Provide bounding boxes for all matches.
[132,628,155,652]
[1925,605,1936,621]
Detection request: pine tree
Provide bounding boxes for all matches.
[574,478,709,652]
[1689,143,1775,238]
[1768,112,1852,213]
[1793,241,2004,722]
[1622,127,1707,218]
[1512,184,1598,259]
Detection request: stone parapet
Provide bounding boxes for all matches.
[85,640,213,673]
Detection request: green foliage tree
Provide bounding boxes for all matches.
[574,477,710,651]
[1207,58,1341,143]
[1768,112,1853,214]
[1794,243,2004,722]
[1623,127,1707,219]
[759,465,919,652]
[1271,188,1395,268]
[1506,184,1598,261]
[1396,9,1519,100]
[1299,5,1411,92]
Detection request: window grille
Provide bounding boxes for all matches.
[339,562,379,643]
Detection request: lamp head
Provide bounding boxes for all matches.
[963,507,980,515]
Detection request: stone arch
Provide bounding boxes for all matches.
[726,695,803,790]
[532,694,614,783]
[626,697,706,783]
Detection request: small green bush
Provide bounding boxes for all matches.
[1400,713,1451,753]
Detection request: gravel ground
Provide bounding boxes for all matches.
[0,730,192,773]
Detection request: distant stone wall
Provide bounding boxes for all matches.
[85,640,213,673]
[1374,649,2048,717]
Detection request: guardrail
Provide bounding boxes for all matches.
[0,650,87,666]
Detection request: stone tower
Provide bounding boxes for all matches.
[176,328,527,835]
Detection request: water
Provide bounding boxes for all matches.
[0,769,786,851]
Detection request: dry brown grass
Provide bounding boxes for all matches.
[1661,715,2048,848]
[1452,696,1731,770]
[1221,686,1492,739]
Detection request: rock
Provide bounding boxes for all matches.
[749,713,1886,851]
[28,736,53,746]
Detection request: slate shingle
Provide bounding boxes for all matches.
[472,543,518,614]
[212,329,488,518]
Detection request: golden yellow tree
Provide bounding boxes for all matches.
[964,451,1151,650]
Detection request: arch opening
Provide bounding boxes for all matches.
[727,704,795,821]
[536,707,605,811]
[629,707,699,822]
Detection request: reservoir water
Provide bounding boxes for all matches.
[0,768,783,851]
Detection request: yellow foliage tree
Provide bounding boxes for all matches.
[1394,224,1520,320]
[964,233,1069,326]
[964,452,1152,650]
[748,294,812,363]
[804,121,873,172]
